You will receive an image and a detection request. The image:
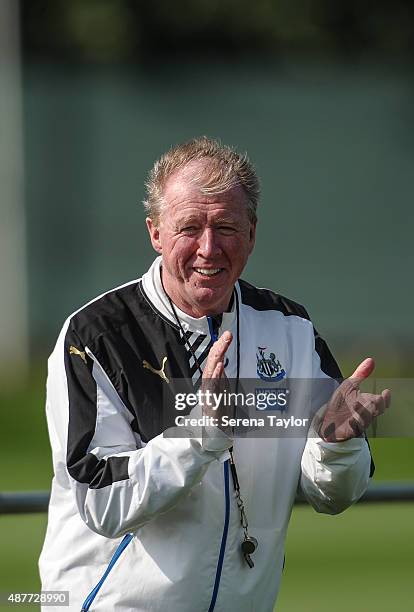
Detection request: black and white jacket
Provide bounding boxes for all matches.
[39,257,371,612]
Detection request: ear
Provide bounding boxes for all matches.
[146,217,163,254]
[248,221,256,255]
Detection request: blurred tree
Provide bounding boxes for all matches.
[20,0,414,63]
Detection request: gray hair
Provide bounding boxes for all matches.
[143,136,260,226]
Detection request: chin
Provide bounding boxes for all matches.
[191,289,228,315]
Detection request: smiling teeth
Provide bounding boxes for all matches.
[195,268,221,276]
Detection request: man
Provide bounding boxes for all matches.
[39,136,390,611]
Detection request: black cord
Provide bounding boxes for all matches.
[235,289,240,394]
[165,286,257,563]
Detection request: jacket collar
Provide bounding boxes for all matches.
[141,256,239,336]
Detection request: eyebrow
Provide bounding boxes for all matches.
[174,216,202,227]
[174,214,241,229]
[211,216,239,225]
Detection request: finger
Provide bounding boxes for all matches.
[358,390,390,415]
[212,334,231,371]
[381,388,391,409]
[203,332,233,378]
[202,361,222,401]
[351,396,375,429]
[369,394,385,417]
[209,331,233,361]
[212,361,224,379]
[375,394,386,416]
[350,357,375,382]
[215,330,233,352]
[354,392,386,424]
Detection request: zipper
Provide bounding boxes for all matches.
[81,533,133,611]
[207,461,230,612]
[207,316,219,343]
[206,314,230,611]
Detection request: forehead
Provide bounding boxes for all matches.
[161,161,249,220]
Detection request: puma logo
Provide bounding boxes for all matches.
[143,356,170,384]
[69,345,86,364]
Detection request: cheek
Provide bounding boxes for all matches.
[174,238,197,257]
[227,240,250,264]
[226,248,251,279]
[168,239,197,270]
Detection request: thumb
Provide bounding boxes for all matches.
[350,357,375,382]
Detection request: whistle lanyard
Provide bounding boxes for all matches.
[168,290,258,568]
[80,290,257,611]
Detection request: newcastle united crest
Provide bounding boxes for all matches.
[256,347,286,382]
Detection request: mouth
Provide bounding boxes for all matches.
[194,267,223,277]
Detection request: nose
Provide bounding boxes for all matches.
[197,228,222,258]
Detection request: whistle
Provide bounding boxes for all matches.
[241,536,258,569]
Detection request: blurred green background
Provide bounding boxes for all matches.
[1,1,413,610]
[0,377,413,611]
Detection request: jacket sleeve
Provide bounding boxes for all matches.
[299,330,371,514]
[55,322,229,539]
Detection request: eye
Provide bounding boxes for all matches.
[180,226,199,234]
[217,225,237,235]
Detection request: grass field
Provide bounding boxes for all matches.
[0,504,412,612]
[0,371,413,611]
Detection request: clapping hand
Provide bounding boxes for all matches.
[319,357,391,442]
[201,331,233,428]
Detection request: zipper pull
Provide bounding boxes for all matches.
[207,316,219,343]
